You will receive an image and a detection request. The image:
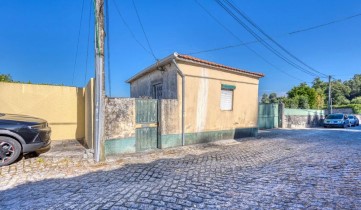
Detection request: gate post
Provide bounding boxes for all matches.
[278,102,285,128]
[157,99,162,149]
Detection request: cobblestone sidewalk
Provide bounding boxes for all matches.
[1,128,361,209]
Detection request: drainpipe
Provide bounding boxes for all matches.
[172,59,185,146]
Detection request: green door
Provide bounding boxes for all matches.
[258,103,279,129]
[135,99,158,151]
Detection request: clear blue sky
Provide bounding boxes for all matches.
[1,0,360,97]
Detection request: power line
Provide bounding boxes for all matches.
[72,0,86,86]
[105,0,112,96]
[215,0,317,78]
[187,11,361,55]
[132,0,158,60]
[214,0,320,78]
[84,0,92,86]
[187,41,254,55]
[289,12,361,35]
[111,0,153,57]
[193,0,304,82]
[223,0,328,77]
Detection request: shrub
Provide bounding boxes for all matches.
[351,97,361,104]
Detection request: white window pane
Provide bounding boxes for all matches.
[221,89,233,110]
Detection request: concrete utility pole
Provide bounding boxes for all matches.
[94,0,105,162]
[328,75,332,114]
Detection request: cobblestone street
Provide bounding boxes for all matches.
[1,127,361,209]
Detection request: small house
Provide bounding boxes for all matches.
[125,52,264,148]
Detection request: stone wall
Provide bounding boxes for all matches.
[104,98,182,155]
[325,108,354,115]
[283,115,324,128]
[279,106,361,129]
[282,108,325,129]
[158,99,181,148]
[159,99,180,135]
[104,98,136,140]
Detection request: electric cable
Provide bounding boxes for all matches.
[194,0,304,82]
[189,2,361,65]
[289,12,361,35]
[215,0,321,78]
[224,0,328,77]
[72,0,86,86]
[84,0,92,86]
[112,0,153,57]
[105,0,112,96]
[132,0,158,60]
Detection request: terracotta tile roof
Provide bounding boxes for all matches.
[177,54,264,78]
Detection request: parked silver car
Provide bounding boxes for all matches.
[347,115,359,127]
[323,113,350,128]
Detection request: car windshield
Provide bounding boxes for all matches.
[348,116,354,119]
[326,114,343,119]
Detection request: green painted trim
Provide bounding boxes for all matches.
[160,134,182,149]
[221,84,236,90]
[161,127,258,149]
[104,137,136,156]
[105,128,258,156]
[284,108,325,116]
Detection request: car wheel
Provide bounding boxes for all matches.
[0,137,21,167]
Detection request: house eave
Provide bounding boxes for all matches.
[175,56,264,79]
[126,52,265,83]
[125,53,177,83]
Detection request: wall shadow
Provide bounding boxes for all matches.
[0,143,278,209]
[74,88,86,148]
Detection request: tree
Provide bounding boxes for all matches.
[269,93,278,103]
[0,74,13,82]
[344,74,361,100]
[312,77,327,107]
[315,89,325,109]
[297,95,310,109]
[261,93,269,103]
[287,83,318,109]
[351,96,361,104]
[330,80,351,105]
[283,97,298,108]
[312,77,327,91]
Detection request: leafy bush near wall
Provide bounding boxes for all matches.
[0,74,64,86]
[332,104,361,114]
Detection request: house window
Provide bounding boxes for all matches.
[220,84,236,111]
[153,83,163,99]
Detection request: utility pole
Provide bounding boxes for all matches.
[94,0,105,162]
[328,75,332,114]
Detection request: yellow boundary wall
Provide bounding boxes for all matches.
[0,79,94,145]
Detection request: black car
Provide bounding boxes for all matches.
[0,113,51,166]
